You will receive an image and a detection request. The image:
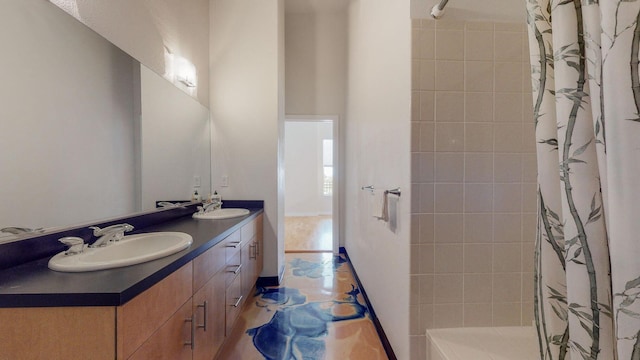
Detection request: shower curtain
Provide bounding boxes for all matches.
[526,0,640,359]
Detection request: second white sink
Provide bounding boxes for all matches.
[193,208,250,220]
[48,232,193,272]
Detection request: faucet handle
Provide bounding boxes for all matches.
[59,237,85,255]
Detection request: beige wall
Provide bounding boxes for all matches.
[50,0,210,107]
[345,1,412,358]
[409,19,536,359]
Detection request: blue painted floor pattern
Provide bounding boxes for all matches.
[217,252,388,360]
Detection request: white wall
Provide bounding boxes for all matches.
[345,0,412,358]
[140,65,211,209]
[50,0,210,107]
[284,122,333,216]
[0,0,137,232]
[210,0,285,279]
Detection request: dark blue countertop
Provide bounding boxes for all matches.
[0,204,263,308]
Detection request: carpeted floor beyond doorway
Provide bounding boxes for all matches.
[217,252,388,359]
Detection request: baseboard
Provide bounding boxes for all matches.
[256,263,286,287]
[339,247,397,360]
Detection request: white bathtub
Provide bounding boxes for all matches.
[426,326,538,360]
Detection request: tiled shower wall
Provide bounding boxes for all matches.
[409,19,536,359]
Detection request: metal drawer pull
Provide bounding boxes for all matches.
[227,264,242,274]
[226,241,241,249]
[184,317,195,350]
[250,243,256,259]
[197,301,208,331]
[231,295,244,308]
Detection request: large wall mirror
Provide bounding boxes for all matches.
[0,0,211,243]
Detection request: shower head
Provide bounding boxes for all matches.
[430,0,449,19]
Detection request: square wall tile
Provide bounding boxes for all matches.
[464,303,494,327]
[436,19,465,30]
[418,28,436,59]
[434,214,463,243]
[522,214,537,244]
[494,153,522,182]
[411,122,420,152]
[411,244,421,274]
[465,92,494,123]
[493,243,522,272]
[493,302,523,326]
[522,272,534,302]
[495,62,523,92]
[465,31,494,61]
[410,304,421,335]
[493,273,522,302]
[495,22,524,32]
[419,244,435,274]
[495,92,523,123]
[412,60,420,90]
[433,304,464,328]
[495,31,524,61]
[465,123,494,152]
[436,61,464,91]
[522,153,538,183]
[464,274,493,303]
[434,274,464,302]
[464,244,493,272]
[435,92,464,122]
[419,214,435,244]
[420,60,435,90]
[494,213,522,243]
[414,152,435,183]
[435,244,464,273]
[418,183,435,213]
[465,61,494,92]
[412,91,420,121]
[420,274,435,304]
[411,214,420,244]
[436,123,464,152]
[419,91,435,121]
[419,122,435,152]
[435,152,464,182]
[522,183,537,213]
[420,304,435,331]
[435,183,463,213]
[523,93,534,123]
[411,275,421,305]
[522,123,537,153]
[465,153,493,183]
[493,183,522,212]
[494,123,523,153]
[464,214,493,243]
[466,21,494,31]
[436,30,464,60]
[464,183,493,213]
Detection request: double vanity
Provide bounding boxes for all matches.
[0,202,264,359]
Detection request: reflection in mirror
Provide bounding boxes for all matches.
[0,0,210,243]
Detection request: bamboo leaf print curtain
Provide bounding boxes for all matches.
[526,0,640,359]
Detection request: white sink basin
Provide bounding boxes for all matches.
[48,232,193,272]
[193,208,250,220]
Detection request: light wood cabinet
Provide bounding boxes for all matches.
[0,214,263,360]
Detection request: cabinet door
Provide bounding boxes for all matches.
[240,239,255,297]
[193,270,226,360]
[128,300,193,360]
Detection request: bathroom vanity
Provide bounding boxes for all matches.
[0,205,263,359]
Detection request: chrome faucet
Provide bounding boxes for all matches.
[89,223,134,247]
[197,200,222,214]
[59,237,85,255]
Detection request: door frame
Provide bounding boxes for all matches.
[284,115,340,253]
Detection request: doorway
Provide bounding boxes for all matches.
[284,116,338,253]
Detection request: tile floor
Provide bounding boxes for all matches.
[217,252,388,359]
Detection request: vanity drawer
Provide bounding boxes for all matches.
[225,272,243,336]
[241,218,257,242]
[223,231,242,264]
[224,250,242,288]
